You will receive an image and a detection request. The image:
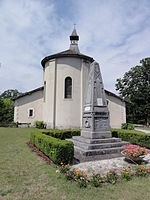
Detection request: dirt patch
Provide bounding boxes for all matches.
[26,141,53,165]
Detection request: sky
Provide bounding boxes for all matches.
[0,0,150,95]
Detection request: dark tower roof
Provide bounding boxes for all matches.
[70,27,79,41]
[41,27,94,67]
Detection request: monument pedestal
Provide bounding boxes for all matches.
[69,136,128,162]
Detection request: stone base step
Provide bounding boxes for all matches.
[71,139,128,150]
[81,130,111,139]
[71,136,122,144]
[74,146,124,162]
[75,146,123,156]
[67,136,129,162]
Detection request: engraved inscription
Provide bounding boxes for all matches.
[94,118,108,131]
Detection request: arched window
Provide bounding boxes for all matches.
[64,77,72,98]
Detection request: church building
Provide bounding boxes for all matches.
[14,28,126,129]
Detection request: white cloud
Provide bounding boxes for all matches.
[0,0,70,93]
[74,0,150,93]
[0,0,150,94]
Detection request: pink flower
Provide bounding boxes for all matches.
[123,144,149,158]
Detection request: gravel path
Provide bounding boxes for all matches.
[71,154,150,176]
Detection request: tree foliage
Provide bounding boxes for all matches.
[0,89,22,124]
[0,89,21,100]
[116,57,150,126]
[0,98,14,123]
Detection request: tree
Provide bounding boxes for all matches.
[116,57,150,126]
[0,99,3,121]
[0,98,14,123]
[0,89,22,124]
[0,89,22,100]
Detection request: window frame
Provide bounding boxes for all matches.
[28,108,34,118]
[64,76,73,99]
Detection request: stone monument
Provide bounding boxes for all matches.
[70,61,128,162]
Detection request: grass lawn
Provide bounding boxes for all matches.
[0,128,150,200]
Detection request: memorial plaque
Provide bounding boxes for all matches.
[84,106,90,111]
[97,98,103,106]
[94,118,109,131]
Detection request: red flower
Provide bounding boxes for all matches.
[147,168,150,173]
[123,144,149,158]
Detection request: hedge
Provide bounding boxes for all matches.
[111,129,150,148]
[34,120,46,129]
[41,129,80,140]
[30,131,74,164]
[41,128,150,148]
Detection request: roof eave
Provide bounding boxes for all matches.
[41,53,94,67]
[13,86,44,101]
[104,89,125,102]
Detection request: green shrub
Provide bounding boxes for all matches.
[121,123,134,130]
[0,121,17,127]
[41,129,80,140]
[127,123,134,130]
[35,121,46,129]
[30,131,74,164]
[121,123,128,129]
[111,129,150,148]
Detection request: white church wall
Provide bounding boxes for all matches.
[14,59,126,129]
[106,94,126,128]
[14,90,43,125]
[43,59,56,128]
[55,57,82,129]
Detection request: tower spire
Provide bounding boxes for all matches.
[69,25,80,53]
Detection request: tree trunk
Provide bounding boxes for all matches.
[146,116,150,127]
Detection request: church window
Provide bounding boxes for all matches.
[28,108,34,117]
[64,77,72,98]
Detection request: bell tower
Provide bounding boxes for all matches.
[69,25,80,53]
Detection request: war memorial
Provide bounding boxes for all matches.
[70,61,127,162]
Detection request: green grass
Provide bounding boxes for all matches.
[0,127,150,200]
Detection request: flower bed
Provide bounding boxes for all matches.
[122,144,149,164]
[56,163,150,188]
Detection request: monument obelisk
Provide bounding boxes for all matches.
[70,61,128,162]
[81,61,111,139]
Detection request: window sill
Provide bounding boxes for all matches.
[28,116,35,119]
[63,98,73,101]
